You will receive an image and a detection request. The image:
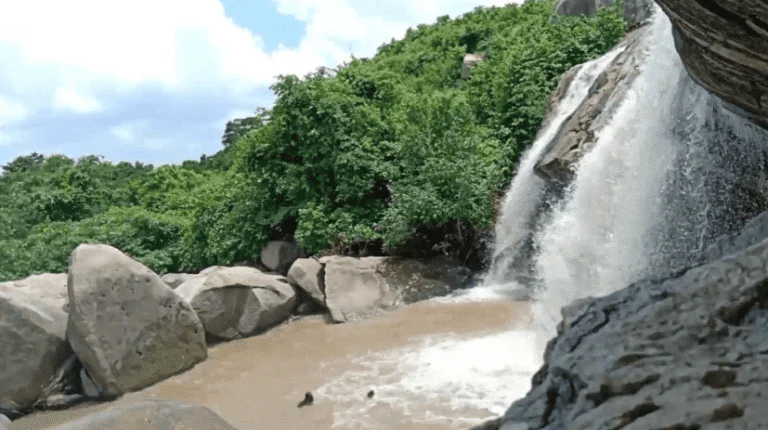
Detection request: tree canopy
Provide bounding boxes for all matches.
[0,0,626,281]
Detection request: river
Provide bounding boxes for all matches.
[12,296,536,430]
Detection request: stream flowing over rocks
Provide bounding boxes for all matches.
[3,0,768,429]
[481,0,768,429]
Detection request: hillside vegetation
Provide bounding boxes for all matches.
[0,0,626,281]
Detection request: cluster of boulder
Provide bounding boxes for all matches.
[0,241,471,428]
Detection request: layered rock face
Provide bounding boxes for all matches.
[500,210,768,429]
[656,0,768,127]
[533,0,657,186]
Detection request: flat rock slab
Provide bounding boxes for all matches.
[66,244,207,398]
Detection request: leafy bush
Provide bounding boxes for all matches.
[0,0,627,279]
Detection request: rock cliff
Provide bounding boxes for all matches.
[655,0,768,128]
[500,209,768,429]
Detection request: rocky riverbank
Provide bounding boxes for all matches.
[0,240,475,428]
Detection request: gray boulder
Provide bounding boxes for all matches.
[0,288,69,412]
[500,228,768,429]
[160,273,196,289]
[554,0,614,17]
[199,266,227,276]
[67,244,207,399]
[554,0,652,27]
[0,273,68,313]
[322,256,471,322]
[176,267,297,340]
[286,258,325,307]
[461,53,485,80]
[703,210,768,263]
[323,256,395,323]
[260,241,300,274]
[49,399,234,429]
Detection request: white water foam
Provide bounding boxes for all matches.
[314,28,633,429]
[530,9,685,346]
[315,330,540,429]
[482,44,626,288]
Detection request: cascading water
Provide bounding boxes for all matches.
[486,3,768,354]
[462,45,626,302]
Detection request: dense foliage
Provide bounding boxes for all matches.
[0,0,626,280]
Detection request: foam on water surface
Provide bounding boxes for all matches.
[315,329,540,429]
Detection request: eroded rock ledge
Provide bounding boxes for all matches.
[499,209,768,429]
[655,0,768,127]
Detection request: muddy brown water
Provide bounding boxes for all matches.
[13,298,537,430]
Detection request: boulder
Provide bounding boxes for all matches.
[286,258,325,307]
[461,53,485,80]
[160,273,196,289]
[66,244,207,399]
[0,289,69,413]
[199,266,227,276]
[176,267,297,340]
[323,256,393,322]
[554,0,653,27]
[322,256,471,322]
[0,273,68,313]
[500,216,768,429]
[49,399,234,429]
[260,241,300,274]
[0,414,9,429]
[554,0,614,17]
[655,0,768,127]
[622,0,653,28]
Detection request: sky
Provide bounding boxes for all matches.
[0,0,516,167]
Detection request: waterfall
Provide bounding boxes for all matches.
[483,4,768,352]
[463,45,626,302]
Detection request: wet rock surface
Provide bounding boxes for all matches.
[499,210,768,429]
[533,21,653,186]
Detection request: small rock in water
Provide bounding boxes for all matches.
[367,390,375,398]
[297,392,314,408]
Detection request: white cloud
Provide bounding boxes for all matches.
[53,87,102,114]
[0,0,521,164]
[0,95,28,124]
[0,95,28,146]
